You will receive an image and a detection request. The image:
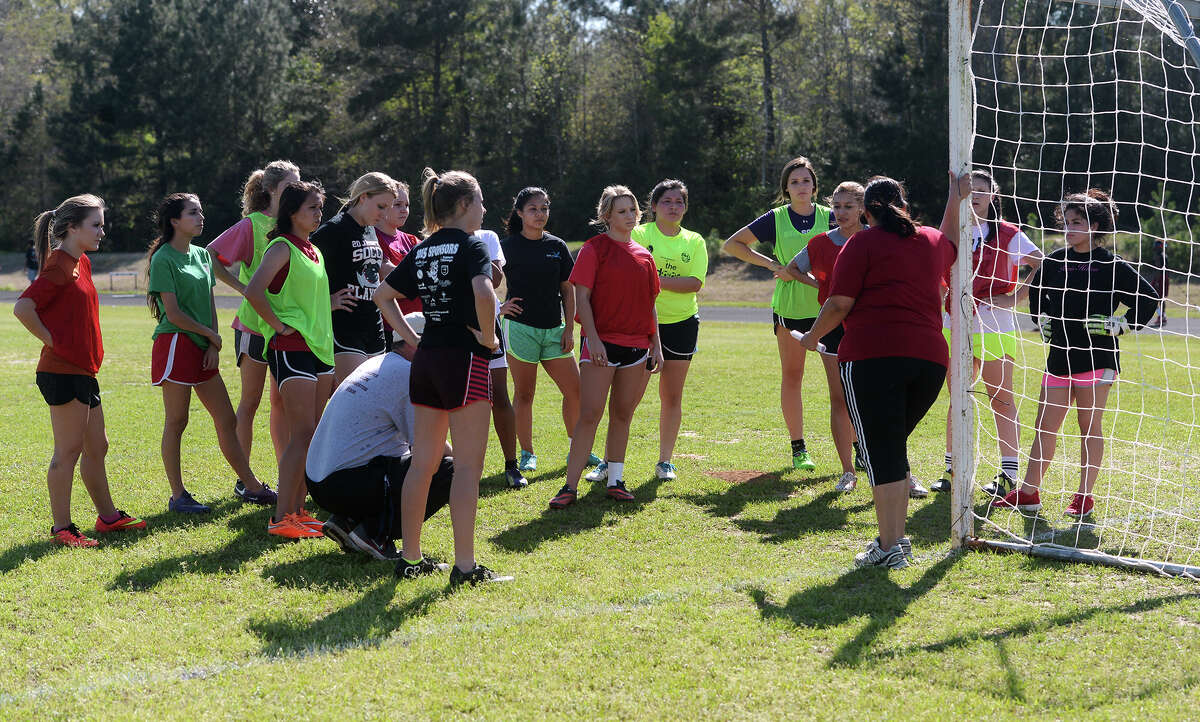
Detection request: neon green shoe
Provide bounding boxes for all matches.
[792,450,816,471]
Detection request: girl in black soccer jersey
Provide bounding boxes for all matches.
[993,190,1159,519]
[312,172,399,384]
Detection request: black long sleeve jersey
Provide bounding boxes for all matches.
[1028,245,1160,376]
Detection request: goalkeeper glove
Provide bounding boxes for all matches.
[1038,314,1053,342]
[1086,314,1129,337]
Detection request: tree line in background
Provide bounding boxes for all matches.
[0,0,951,252]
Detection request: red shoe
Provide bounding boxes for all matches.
[1065,493,1094,518]
[95,510,147,533]
[605,481,635,502]
[296,508,323,529]
[991,488,1042,512]
[268,514,324,539]
[548,484,577,509]
[52,524,99,548]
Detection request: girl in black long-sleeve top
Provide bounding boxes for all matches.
[993,189,1160,518]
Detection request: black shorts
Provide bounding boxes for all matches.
[266,348,334,388]
[333,325,387,358]
[36,372,101,408]
[307,454,453,541]
[410,346,492,410]
[489,318,508,369]
[659,315,699,361]
[234,328,266,367]
[840,357,946,486]
[773,314,816,335]
[579,338,649,369]
[818,324,845,356]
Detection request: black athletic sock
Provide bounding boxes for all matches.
[791,438,807,455]
[505,458,518,472]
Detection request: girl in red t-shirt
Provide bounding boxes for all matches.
[13,195,147,547]
[375,180,423,319]
[549,186,663,508]
[786,181,868,492]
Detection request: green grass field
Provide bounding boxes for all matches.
[1,304,1198,719]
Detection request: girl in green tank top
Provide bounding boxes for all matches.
[721,156,830,472]
[245,181,335,539]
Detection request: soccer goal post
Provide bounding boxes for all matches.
[948,0,1200,579]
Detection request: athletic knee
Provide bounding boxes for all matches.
[83,434,108,460]
[513,388,536,406]
[163,413,189,437]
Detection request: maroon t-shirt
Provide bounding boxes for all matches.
[830,225,956,366]
[20,250,103,376]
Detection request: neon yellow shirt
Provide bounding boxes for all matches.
[632,222,708,324]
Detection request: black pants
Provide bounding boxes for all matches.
[839,357,946,486]
[308,453,454,542]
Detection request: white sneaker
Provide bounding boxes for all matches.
[655,461,677,480]
[585,462,608,483]
[834,472,857,493]
[908,475,929,499]
[853,539,909,569]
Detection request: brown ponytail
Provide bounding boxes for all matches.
[32,194,106,271]
[241,160,300,216]
[863,176,917,238]
[420,167,479,237]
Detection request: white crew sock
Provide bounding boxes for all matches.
[606,461,624,487]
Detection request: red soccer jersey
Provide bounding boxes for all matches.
[806,231,843,305]
[20,250,104,376]
[379,229,423,315]
[830,225,957,366]
[569,234,660,348]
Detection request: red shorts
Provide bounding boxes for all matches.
[410,347,491,411]
[152,333,218,386]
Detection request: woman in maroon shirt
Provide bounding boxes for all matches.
[799,173,968,569]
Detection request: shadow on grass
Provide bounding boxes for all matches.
[479,464,568,499]
[107,504,279,591]
[733,489,873,544]
[0,498,246,574]
[249,581,442,656]
[905,491,951,546]
[263,549,387,590]
[490,476,665,552]
[749,554,959,668]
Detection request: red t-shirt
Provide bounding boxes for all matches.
[19,250,104,376]
[829,225,957,366]
[379,229,423,315]
[569,234,660,348]
[266,234,319,352]
[806,231,842,305]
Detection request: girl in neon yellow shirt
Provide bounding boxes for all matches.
[632,179,707,481]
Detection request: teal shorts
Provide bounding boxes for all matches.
[941,328,1018,362]
[504,318,573,364]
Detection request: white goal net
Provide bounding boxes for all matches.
[961,0,1200,577]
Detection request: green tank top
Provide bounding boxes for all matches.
[770,204,830,318]
[262,236,335,366]
[234,212,277,331]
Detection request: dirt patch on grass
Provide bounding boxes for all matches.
[707,469,774,484]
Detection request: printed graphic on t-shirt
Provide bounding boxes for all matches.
[348,230,383,300]
[413,241,461,324]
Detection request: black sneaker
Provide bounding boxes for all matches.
[981,473,1015,498]
[930,472,952,493]
[449,563,514,586]
[395,556,444,579]
[348,523,403,561]
[505,468,529,489]
[321,515,357,554]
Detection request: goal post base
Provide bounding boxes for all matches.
[965,538,1200,580]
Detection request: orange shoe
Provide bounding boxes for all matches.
[268,514,324,539]
[52,524,99,547]
[95,510,147,533]
[297,508,323,529]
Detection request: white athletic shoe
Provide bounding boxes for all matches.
[908,475,929,499]
[854,539,909,570]
[655,461,677,480]
[585,462,608,483]
[835,472,857,493]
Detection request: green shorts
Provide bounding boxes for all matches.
[504,318,573,364]
[941,328,1018,362]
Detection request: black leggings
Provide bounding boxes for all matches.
[840,357,946,486]
[308,453,454,541]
